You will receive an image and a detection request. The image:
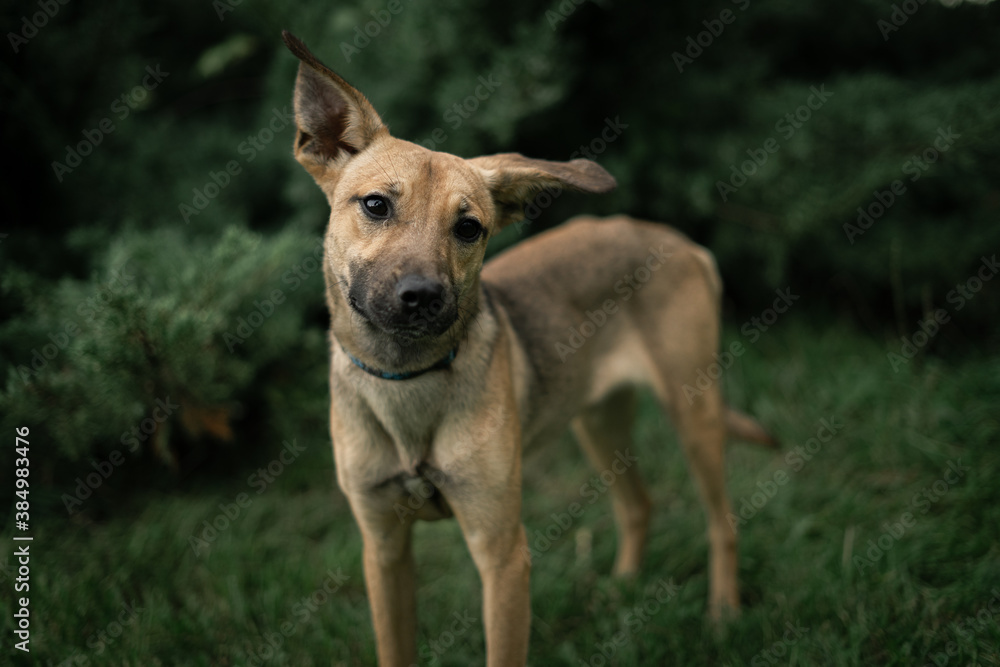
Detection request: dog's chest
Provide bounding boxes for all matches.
[355,376,446,471]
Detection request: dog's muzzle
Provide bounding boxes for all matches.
[350,273,458,338]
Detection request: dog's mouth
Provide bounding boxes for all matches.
[348,291,457,340]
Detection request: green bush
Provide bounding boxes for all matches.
[1,226,325,464]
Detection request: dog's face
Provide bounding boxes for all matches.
[326,139,496,339]
[282,31,615,346]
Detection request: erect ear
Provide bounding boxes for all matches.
[468,153,616,228]
[282,31,387,183]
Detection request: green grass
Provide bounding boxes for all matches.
[5,319,1000,666]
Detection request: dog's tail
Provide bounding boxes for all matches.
[725,407,779,448]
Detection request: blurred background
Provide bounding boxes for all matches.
[2,0,999,664]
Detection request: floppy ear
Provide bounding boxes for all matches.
[282,31,387,183]
[468,153,616,228]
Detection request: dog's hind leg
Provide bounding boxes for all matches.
[570,387,652,576]
[659,378,738,620]
[640,254,740,620]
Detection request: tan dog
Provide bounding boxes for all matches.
[282,31,775,667]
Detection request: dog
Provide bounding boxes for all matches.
[281,31,776,666]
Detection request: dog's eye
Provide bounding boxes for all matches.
[454,218,483,243]
[361,195,391,219]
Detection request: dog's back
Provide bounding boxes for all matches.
[482,215,723,449]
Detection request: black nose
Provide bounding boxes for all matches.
[395,274,444,311]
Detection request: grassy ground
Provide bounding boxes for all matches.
[4,319,1000,666]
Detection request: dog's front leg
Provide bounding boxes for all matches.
[355,507,417,667]
[454,501,531,666]
[471,521,531,666]
[445,428,531,666]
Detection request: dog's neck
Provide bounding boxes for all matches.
[326,278,483,377]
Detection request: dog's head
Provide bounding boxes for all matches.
[282,31,615,346]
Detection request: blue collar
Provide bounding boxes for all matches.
[342,345,457,381]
